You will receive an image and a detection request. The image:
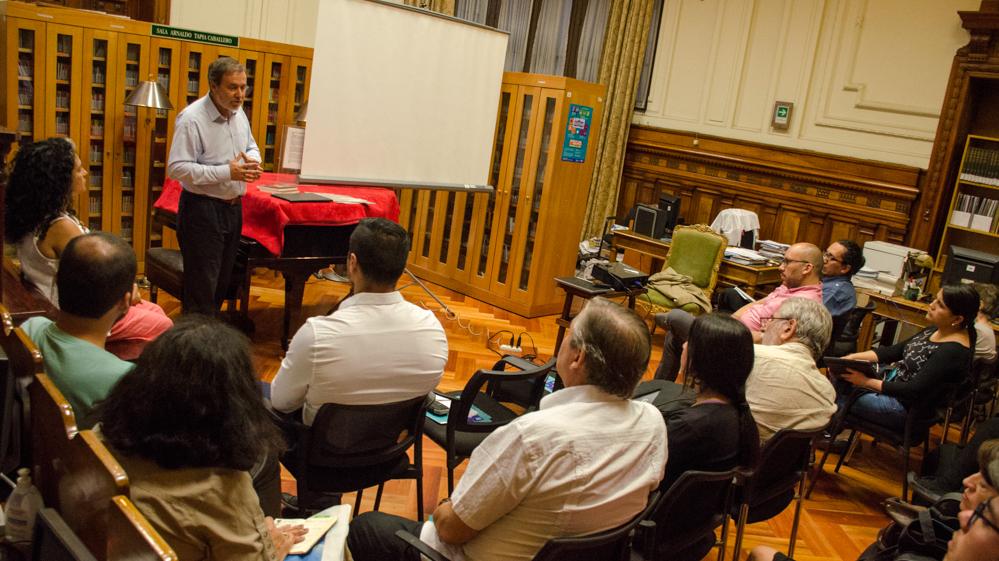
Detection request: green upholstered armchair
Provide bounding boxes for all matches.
[639,224,727,317]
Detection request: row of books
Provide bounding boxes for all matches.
[960,146,999,186]
[18,56,34,78]
[951,193,999,233]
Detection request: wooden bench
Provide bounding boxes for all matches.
[0,304,43,475]
[108,496,178,561]
[2,256,56,323]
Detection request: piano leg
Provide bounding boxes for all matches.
[281,270,312,350]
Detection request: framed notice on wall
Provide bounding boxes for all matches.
[561,104,593,163]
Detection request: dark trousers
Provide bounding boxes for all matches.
[348,511,423,561]
[654,309,695,381]
[177,190,242,316]
[250,451,282,518]
[717,287,753,313]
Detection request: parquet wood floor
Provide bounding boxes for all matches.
[151,270,935,561]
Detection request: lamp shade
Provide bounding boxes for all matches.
[294,101,308,124]
[123,81,174,110]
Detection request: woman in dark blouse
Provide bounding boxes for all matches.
[662,313,760,490]
[838,284,980,431]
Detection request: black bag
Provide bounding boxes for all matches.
[857,493,960,561]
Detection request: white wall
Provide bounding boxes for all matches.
[169,0,319,47]
[634,0,979,168]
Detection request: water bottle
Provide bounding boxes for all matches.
[5,468,43,544]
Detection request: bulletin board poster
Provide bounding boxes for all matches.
[561,104,592,163]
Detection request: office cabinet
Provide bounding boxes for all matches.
[402,73,605,317]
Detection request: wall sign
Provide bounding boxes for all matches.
[152,25,240,48]
[561,104,593,163]
[772,101,793,130]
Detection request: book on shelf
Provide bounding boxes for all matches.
[960,144,999,186]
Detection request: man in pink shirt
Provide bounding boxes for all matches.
[654,242,823,380]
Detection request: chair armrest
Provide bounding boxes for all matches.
[494,355,539,372]
[394,530,451,561]
[637,519,657,560]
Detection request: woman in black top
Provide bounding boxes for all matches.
[838,284,979,431]
[662,313,760,490]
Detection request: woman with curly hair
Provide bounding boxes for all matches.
[5,137,171,359]
[99,316,305,560]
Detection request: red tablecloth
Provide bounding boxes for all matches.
[154,173,400,256]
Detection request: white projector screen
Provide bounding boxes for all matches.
[299,0,508,191]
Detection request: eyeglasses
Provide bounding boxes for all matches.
[966,498,999,535]
[823,251,842,263]
[780,258,810,267]
[761,316,792,327]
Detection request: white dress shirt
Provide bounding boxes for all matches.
[746,342,837,441]
[167,94,260,200]
[420,384,667,561]
[270,291,448,425]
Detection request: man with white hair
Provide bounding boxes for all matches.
[746,297,836,441]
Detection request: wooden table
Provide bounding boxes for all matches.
[611,230,781,297]
[857,288,999,350]
[553,276,646,353]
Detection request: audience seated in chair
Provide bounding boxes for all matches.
[270,217,447,427]
[973,282,996,364]
[750,437,999,561]
[5,138,172,360]
[659,313,759,491]
[20,233,137,429]
[746,298,836,441]
[98,316,306,560]
[654,242,823,381]
[835,285,979,433]
[821,239,864,325]
[347,297,666,561]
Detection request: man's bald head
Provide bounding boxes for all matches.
[58,233,136,318]
[780,242,822,288]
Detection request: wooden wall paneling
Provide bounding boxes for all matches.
[620,126,921,250]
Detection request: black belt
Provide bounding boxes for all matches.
[183,190,241,206]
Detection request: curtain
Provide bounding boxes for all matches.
[580,0,655,240]
[455,0,489,23]
[497,0,533,71]
[575,0,610,82]
[528,0,572,76]
[404,0,456,16]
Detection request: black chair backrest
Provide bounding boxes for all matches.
[647,469,737,553]
[33,507,98,561]
[826,301,876,358]
[744,428,823,502]
[532,491,660,561]
[306,394,427,468]
[448,357,556,436]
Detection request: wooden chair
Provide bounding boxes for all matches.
[29,374,129,561]
[640,224,726,320]
[0,304,44,475]
[107,495,178,561]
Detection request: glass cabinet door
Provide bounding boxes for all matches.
[80,29,118,233]
[488,86,541,296]
[5,18,47,146]
[110,34,150,262]
[44,24,82,142]
[258,53,290,171]
[468,84,516,290]
[239,50,263,141]
[147,38,182,251]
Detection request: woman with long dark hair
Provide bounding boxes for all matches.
[99,316,303,560]
[662,312,760,490]
[839,284,980,430]
[5,137,171,359]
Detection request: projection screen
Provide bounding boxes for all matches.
[299,0,508,191]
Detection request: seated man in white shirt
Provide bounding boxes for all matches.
[746,297,837,441]
[347,297,667,561]
[271,217,448,425]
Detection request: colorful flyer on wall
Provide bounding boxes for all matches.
[561,104,593,163]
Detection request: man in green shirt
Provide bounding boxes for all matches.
[21,233,139,428]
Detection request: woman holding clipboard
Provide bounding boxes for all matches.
[834,284,980,431]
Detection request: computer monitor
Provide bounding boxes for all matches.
[943,245,999,285]
[658,194,680,236]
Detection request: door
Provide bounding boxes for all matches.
[79,28,118,233]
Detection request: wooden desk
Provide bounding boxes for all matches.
[553,276,645,353]
[857,288,999,350]
[611,230,781,297]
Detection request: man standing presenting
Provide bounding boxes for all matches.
[167,57,261,315]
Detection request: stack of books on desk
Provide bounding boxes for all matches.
[724,247,768,266]
[257,183,299,195]
[852,267,898,295]
[757,240,789,262]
